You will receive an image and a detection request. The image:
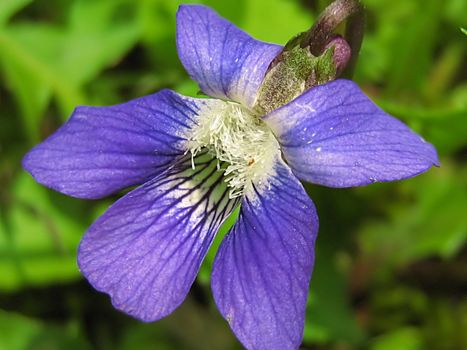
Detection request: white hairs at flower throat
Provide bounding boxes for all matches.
[188,101,280,198]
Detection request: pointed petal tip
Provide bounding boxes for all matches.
[429,143,441,167]
[177,3,205,13]
[264,79,441,188]
[22,148,34,176]
[22,148,49,193]
[22,147,102,200]
[176,4,191,18]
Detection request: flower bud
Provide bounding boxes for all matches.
[324,35,351,76]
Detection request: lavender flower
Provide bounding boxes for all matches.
[23,4,438,350]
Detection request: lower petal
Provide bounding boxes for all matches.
[78,153,239,322]
[211,158,318,350]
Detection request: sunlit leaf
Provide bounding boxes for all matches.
[444,0,467,26]
[370,328,423,350]
[0,26,72,142]
[63,0,140,87]
[241,0,314,44]
[0,0,140,142]
[0,0,32,25]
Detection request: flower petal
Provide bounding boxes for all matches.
[176,4,282,108]
[212,158,318,350]
[23,90,209,199]
[263,79,439,187]
[78,153,239,322]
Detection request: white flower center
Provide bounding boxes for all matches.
[188,101,280,198]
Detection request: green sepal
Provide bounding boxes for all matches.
[307,46,337,88]
[255,44,337,114]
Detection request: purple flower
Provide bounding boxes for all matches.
[23,5,438,350]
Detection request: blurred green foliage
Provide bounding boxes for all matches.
[0,0,466,349]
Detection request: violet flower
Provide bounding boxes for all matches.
[23,4,438,350]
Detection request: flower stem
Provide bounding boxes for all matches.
[303,0,365,77]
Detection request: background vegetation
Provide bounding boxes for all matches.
[0,0,466,349]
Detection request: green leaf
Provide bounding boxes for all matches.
[0,26,84,142]
[384,0,444,96]
[304,242,365,345]
[377,99,467,154]
[0,0,140,142]
[63,0,141,87]
[203,0,247,24]
[359,164,467,269]
[371,328,423,350]
[444,0,467,26]
[0,173,93,291]
[241,0,314,44]
[0,310,90,350]
[0,0,32,25]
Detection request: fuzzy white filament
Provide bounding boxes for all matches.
[189,101,279,198]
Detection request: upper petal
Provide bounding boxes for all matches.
[212,157,318,350]
[23,90,210,199]
[78,153,239,322]
[176,4,282,108]
[264,79,439,188]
